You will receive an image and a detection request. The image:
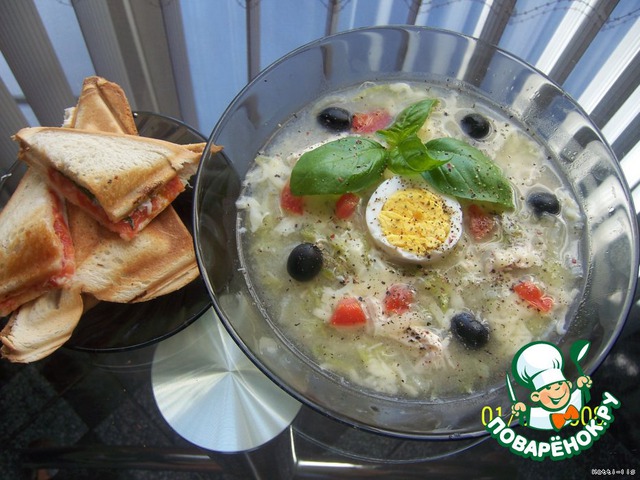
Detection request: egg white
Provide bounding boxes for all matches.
[365,176,463,264]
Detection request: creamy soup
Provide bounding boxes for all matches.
[236,82,585,400]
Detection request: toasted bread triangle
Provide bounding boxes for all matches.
[65,76,139,135]
[0,169,73,316]
[14,126,201,224]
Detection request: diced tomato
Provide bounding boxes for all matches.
[467,204,495,240]
[352,110,392,133]
[335,193,359,220]
[513,281,554,313]
[330,297,367,327]
[383,284,414,314]
[280,181,304,215]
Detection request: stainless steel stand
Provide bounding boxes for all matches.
[151,308,301,452]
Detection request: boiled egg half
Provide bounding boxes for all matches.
[365,176,463,264]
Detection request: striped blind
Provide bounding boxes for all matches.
[1,0,639,219]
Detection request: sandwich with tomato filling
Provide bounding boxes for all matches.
[1,75,209,363]
[0,169,75,317]
[13,126,202,240]
[60,76,202,301]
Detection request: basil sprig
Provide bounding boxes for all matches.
[289,98,514,209]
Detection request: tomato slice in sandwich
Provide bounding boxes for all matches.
[48,169,184,240]
[49,188,75,286]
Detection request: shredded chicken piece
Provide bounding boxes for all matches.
[363,296,449,368]
[398,325,442,351]
[484,244,542,273]
[399,325,450,367]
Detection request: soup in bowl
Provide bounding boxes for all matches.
[193,26,638,438]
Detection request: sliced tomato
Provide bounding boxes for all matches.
[116,175,184,239]
[48,168,184,240]
[513,281,554,313]
[330,297,367,327]
[280,181,304,215]
[335,193,359,220]
[467,204,495,240]
[49,189,75,286]
[383,284,414,315]
[352,110,392,133]
[0,189,76,315]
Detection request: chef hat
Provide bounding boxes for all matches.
[512,341,566,391]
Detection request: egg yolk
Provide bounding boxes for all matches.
[378,188,451,255]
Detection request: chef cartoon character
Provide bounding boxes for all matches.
[510,341,593,431]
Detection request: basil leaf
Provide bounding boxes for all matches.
[422,138,514,209]
[387,147,415,175]
[377,99,437,146]
[387,134,449,175]
[290,137,387,195]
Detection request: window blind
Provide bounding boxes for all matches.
[0,0,639,216]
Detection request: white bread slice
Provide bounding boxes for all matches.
[62,77,202,241]
[0,169,74,316]
[0,288,83,362]
[13,127,201,224]
[64,76,139,135]
[69,203,199,303]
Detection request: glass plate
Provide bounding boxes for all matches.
[0,111,211,352]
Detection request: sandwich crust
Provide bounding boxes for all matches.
[1,75,210,362]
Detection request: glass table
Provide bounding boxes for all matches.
[0,288,634,479]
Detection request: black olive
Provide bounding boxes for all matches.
[527,191,560,217]
[287,243,323,282]
[460,113,491,139]
[318,107,351,132]
[451,312,489,349]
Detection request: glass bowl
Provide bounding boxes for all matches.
[193,26,638,438]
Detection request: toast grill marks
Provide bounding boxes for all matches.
[0,170,75,316]
[69,203,200,304]
[13,127,201,240]
[66,76,139,135]
[62,78,190,239]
